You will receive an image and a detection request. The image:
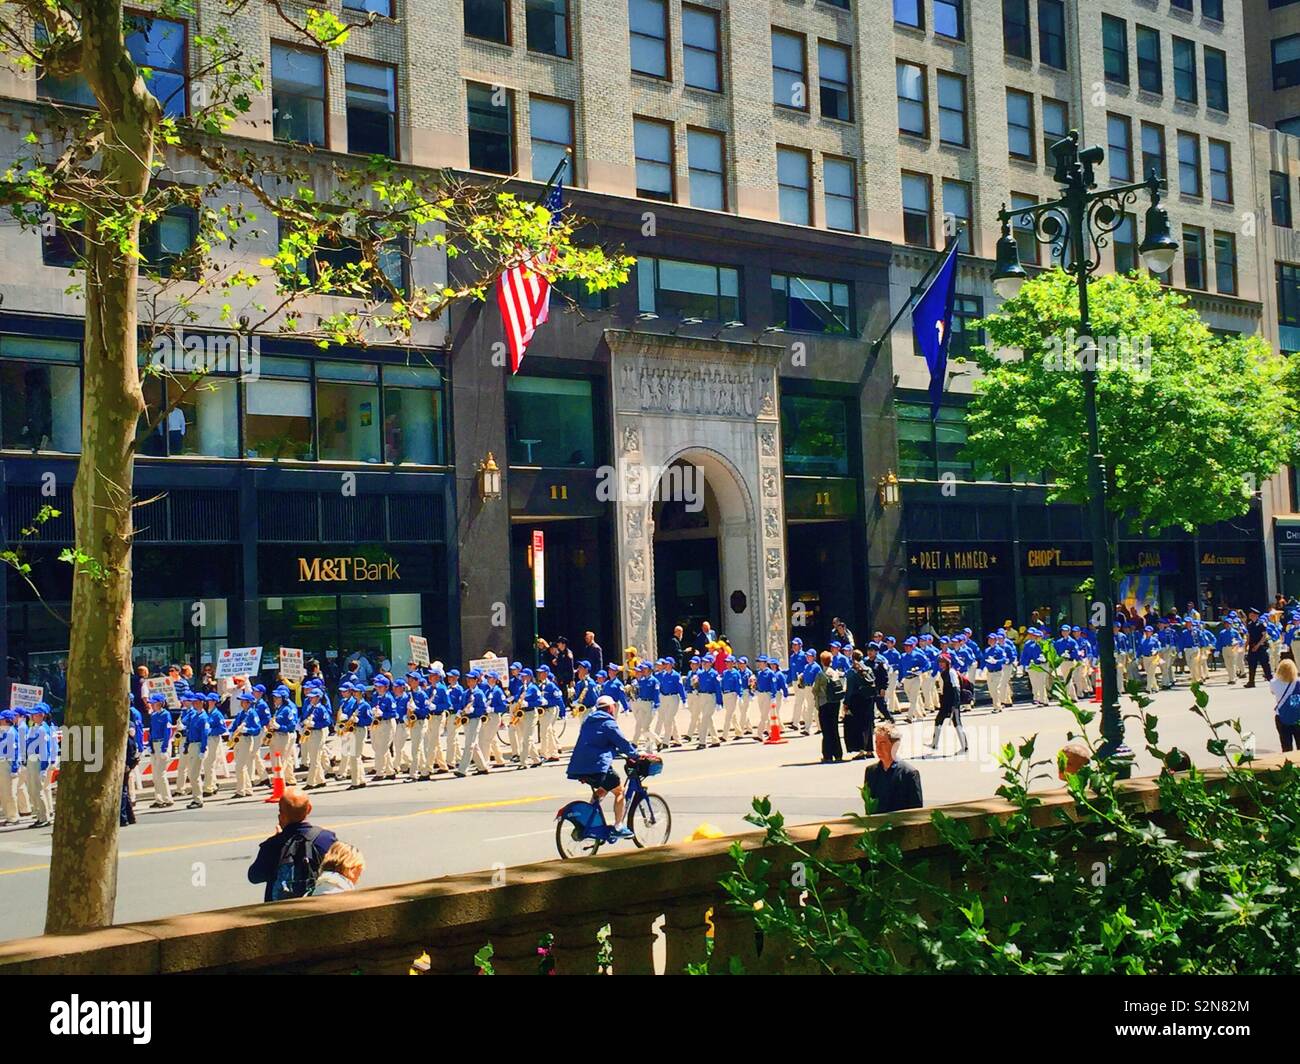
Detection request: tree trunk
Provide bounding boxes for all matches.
[44,0,156,934]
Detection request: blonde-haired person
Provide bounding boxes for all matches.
[310,841,366,895]
[1269,658,1300,753]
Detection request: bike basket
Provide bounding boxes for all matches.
[631,753,663,777]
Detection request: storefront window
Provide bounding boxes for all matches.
[174,377,239,457]
[244,356,313,460]
[317,361,381,463]
[383,365,445,465]
[0,336,81,452]
[781,394,850,475]
[506,375,596,467]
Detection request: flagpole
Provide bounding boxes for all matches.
[857,230,963,391]
[537,149,571,203]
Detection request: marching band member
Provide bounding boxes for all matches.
[630,661,660,749]
[230,691,260,797]
[484,672,511,768]
[445,669,466,769]
[515,668,543,769]
[1138,625,1162,695]
[683,657,702,742]
[755,656,788,736]
[341,682,372,788]
[454,670,491,777]
[268,686,300,786]
[407,671,432,780]
[23,704,56,826]
[898,637,926,722]
[1053,625,1079,699]
[147,693,175,808]
[695,654,723,747]
[916,634,939,717]
[1019,628,1049,706]
[202,693,227,796]
[737,656,757,735]
[720,656,745,741]
[370,675,397,779]
[653,658,684,747]
[128,697,146,801]
[537,665,565,762]
[302,686,333,789]
[174,693,196,797]
[427,667,451,773]
[181,698,210,809]
[1156,617,1177,689]
[881,636,903,718]
[0,711,19,824]
[251,685,272,785]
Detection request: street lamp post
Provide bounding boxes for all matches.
[991,131,1178,770]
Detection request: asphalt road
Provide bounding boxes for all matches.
[0,673,1281,941]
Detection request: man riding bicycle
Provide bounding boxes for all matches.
[567,694,638,838]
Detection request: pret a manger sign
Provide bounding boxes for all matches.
[297,555,402,583]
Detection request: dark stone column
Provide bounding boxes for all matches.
[862,343,906,634]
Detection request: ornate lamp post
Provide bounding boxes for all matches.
[991,131,1177,770]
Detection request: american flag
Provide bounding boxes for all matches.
[496,180,563,374]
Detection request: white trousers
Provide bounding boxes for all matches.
[517,710,537,765]
[408,719,427,778]
[656,693,681,744]
[902,676,922,720]
[721,692,742,738]
[1142,655,1161,693]
[269,731,297,785]
[1160,646,1176,686]
[233,735,256,794]
[0,759,18,821]
[350,727,368,785]
[631,699,653,745]
[150,741,173,805]
[885,668,901,716]
[25,755,51,823]
[1028,667,1049,704]
[425,715,447,770]
[539,707,560,759]
[304,729,327,787]
[371,719,395,776]
[184,746,205,806]
[442,712,459,766]
[457,717,489,774]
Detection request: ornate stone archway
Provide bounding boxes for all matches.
[607,330,789,661]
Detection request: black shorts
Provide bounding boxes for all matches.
[576,770,621,792]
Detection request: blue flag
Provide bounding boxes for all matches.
[911,242,961,419]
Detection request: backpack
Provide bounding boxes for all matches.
[1277,682,1300,727]
[825,670,847,705]
[958,673,975,706]
[270,826,324,901]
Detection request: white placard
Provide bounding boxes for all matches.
[216,646,263,679]
[470,655,509,682]
[144,676,180,710]
[408,635,430,667]
[9,683,43,709]
[279,647,305,681]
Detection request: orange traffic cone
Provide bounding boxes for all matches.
[1091,673,1103,703]
[264,750,285,802]
[763,700,787,745]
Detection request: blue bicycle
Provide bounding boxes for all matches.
[555,753,671,858]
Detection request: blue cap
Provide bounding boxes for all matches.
[595,670,607,679]
[538,665,550,674]
[392,677,407,687]
[521,668,534,677]
[467,669,482,679]
[148,692,167,703]
[374,676,390,686]
[448,669,461,677]
[510,662,522,670]
[253,684,267,694]
[578,660,592,669]
[1144,625,1153,632]
[237,691,255,702]
[904,637,917,645]
[886,635,896,643]
[205,692,219,702]
[739,656,748,664]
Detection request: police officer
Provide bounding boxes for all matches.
[1244,607,1274,688]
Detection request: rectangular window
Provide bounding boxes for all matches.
[636,256,740,321]
[153,374,239,458]
[1011,192,1039,265]
[345,59,397,158]
[1273,170,1294,228]
[934,0,963,40]
[895,0,922,29]
[526,0,570,57]
[687,127,725,210]
[1038,0,1066,68]
[317,361,382,464]
[937,72,967,147]
[1208,139,1232,203]
[1178,130,1201,197]
[902,171,933,247]
[1113,212,1137,273]
[1107,113,1132,182]
[897,61,928,137]
[1278,263,1300,353]
[1276,35,1300,91]
[530,97,574,184]
[1204,47,1229,111]
[343,0,393,15]
[824,156,857,232]
[1003,0,1031,60]
[1042,97,1068,162]
[42,206,197,277]
[0,336,81,453]
[1214,230,1237,294]
[1007,89,1034,160]
[1140,122,1166,182]
[950,295,984,359]
[271,44,326,147]
[1203,0,1223,19]
[126,16,188,118]
[1136,25,1162,94]
[942,179,972,253]
[781,395,850,476]
[634,116,674,201]
[1102,15,1129,85]
[467,81,513,174]
[506,376,594,468]
[1171,0,1192,9]
[777,146,812,225]
[464,0,509,43]
[244,359,313,461]
[682,5,721,91]
[773,29,807,110]
[630,0,669,78]
[1174,37,1198,102]
[818,41,852,121]
[1183,225,1206,289]
[383,365,446,465]
[771,274,853,335]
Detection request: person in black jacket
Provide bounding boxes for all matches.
[928,654,969,755]
[865,645,894,724]
[843,649,875,759]
[1245,607,1273,687]
[864,723,923,813]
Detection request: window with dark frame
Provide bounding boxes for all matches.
[1182,225,1205,289]
[343,0,393,15]
[937,71,967,147]
[629,0,669,78]
[1203,0,1223,19]
[271,43,327,147]
[345,58,397,158]
[1042,97,1067,163]
[1010,192,1039,265]
[636,256,740,321]
[1276,35,1300,90]
[525,0,570,58]
[1037,0,1065,68]
[682,5,722,91]
[942,179,972,253]
[950,294,984,359]
[686,127,725,210]
[1136,25,1162,94]
[897,61,927,137]
[934,0,963,40]
[467,81,513,174]
[464,0,509,44]
[1174,36,1198,102]
[777,147,813,225]
[1208,139,1232,203]
[1273,170,1294,228]
[634,116,674,201]
[818,40,852,121]
[1102,15,1128,85]
[529,96,574,182]
[770,273,854,335]
[1007,89,1034,160]
[1213,230,1237,295]
[902,171,933,246]
[1204,46,1228,111]
[1140,121,1166,182]
[773,28,807,110]
[1277,263,1300,351]
[1003,0,1031,60]
[1178,130,1202,197]
[895,0,922,29]
[1107,113,1133,182]
[824,156,857,232]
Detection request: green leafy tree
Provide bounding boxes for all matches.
[962,269,1298,534]
[0,0,629,933]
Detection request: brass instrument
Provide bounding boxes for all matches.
[226,723,245,750]
[509,704,525,726]
[455,712,470,727]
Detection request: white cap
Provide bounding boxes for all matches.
[596,695,616,709]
